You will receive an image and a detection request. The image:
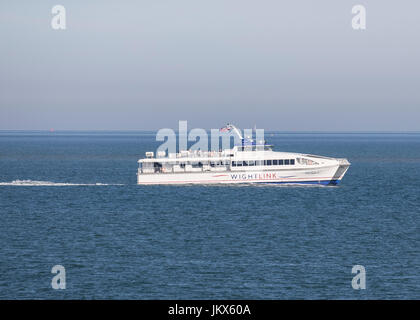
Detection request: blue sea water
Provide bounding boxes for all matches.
[0,131,419,299]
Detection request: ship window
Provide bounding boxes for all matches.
[296,158,318,165]
[243,161,248,166]
[285,159,290,165]
[279,160,284,165]
[291,159,295,165]
[236,161,243,166]
[273,160,278,165]
[180,163,185,168]
[191,162,203,168]
[232,161,236,167]
[247,160,255,166]
[266,160,272,165]
[256,160,263,166]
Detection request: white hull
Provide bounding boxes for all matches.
[137,162,349,185]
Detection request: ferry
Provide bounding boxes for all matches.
[137,124,350,185]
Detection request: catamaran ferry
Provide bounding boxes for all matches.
[137,124,350,185]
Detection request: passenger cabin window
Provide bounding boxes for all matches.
[296,158,317,165]
[231,159,295,167]
[192,162,203,168]
[262,159,295,166]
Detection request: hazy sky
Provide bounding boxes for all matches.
[0,0,419,131]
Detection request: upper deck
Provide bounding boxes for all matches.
[137,144,332,174]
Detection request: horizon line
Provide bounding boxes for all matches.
[1,129,420,134]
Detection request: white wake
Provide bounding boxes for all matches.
[0,180,123,186]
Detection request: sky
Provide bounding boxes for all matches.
[0,0,419,131]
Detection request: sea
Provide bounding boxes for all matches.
[0,131,419,299]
